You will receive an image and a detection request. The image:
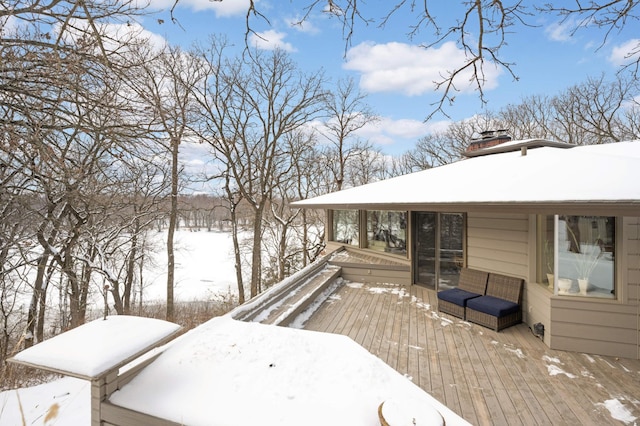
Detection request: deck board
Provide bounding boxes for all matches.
[299,281,640,426]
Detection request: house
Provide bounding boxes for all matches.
[291,136,640,360]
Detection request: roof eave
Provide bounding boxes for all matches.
[290,200,640,215]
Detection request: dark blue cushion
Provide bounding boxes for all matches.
[437,288,482,307]
[467,295,519,317]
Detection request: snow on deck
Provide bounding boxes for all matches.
[108,316,469,426]
[10,316,182,379]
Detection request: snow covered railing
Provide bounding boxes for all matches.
[9,316,183,426]
[231,246,344,325]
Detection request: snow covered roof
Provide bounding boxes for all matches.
[292,140,640,213]
[108,316,469,426]
[10,316,182,379]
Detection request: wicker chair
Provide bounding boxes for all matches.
[437,268,489,320]
[465,273,524,331]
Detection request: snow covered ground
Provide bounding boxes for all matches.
[142,230,239,302]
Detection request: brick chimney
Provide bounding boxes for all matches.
[466,130,512,153]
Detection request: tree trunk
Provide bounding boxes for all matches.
[166,137,179,322]
[250,206,264,297]
[123,217,140,314]
[25,254,48,348]
[278,226,287,281]
[35,257,56,343]
[110,279,124,315]
[67,267,84,329]
[230,208,245,304]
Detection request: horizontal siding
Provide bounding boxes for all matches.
[625,217,640,359]
[526,281,552,346]
[626,217,640,305]
[101,402,180,426]
[550,335,636,359]
[341,267,410,286]
[552,301,637,324]
[466,212,529,279]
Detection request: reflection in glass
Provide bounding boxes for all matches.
[557,216,615,298]
[366,211,407,255]
[332,210,359,246]
[438,214,464,289]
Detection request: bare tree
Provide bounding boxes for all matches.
[343,141,385,187]
[551,74,637,144]
[0,0,167,344]
[127,43,204,321]
[263,130,320,283]
[321,77,379,190]
[193,40,327,297]
[286,130,327,267]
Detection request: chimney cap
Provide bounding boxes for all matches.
[467,130,512,153]
[477,129,509,140]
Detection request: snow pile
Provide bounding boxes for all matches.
[0,377,89,425]
[597,399,637,424]
[108,316,469,425]
[11,316,181,378]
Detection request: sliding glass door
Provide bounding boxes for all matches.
[413,212,464,290]
[414,212,437,288]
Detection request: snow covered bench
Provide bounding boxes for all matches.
[437,268,489,320]
[465,273,524,332]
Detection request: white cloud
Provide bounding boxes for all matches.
[343,41,502,96]
[544,18,578,42]
[609,39,640,66]
[355,117,443,146]
[285,15,320,34]
[249,29,296,52]
[149,0,250,16]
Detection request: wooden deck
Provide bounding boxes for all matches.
[300,281,640,426]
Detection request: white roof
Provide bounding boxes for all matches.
[108,316,469,426]
[292,140,640,212]
[10,316,181,379]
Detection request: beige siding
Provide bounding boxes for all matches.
[625,217,640,360]
[101,403,180,426]
[550,298,638,358]
[525,280,552,345]
[626,217,640,306]
[466,212,529,278]
[550,217,640,359]
[340,266,411,286]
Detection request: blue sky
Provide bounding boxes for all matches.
[138,1,639,156]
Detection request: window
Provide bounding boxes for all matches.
[331,210,359,246]
[366,211,407,255]
[536,215,555,289]
[539,215,616,299]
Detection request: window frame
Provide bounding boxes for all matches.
[329,209,360,246]
[538,214,617,299]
